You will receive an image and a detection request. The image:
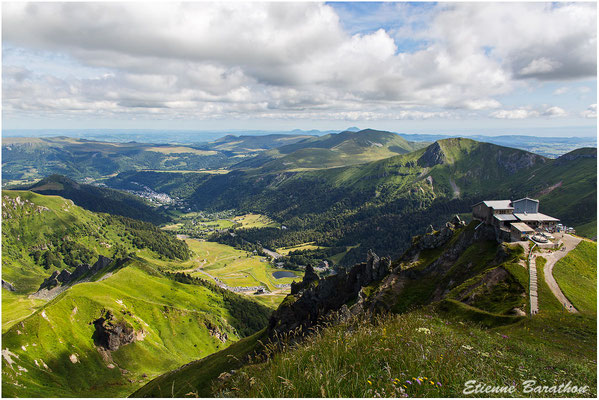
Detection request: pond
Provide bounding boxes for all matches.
[272,271,297,279]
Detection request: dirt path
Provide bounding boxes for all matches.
[541,234,581,313]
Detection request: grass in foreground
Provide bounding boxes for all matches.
[215,309,596,398]
[553,240,597,313]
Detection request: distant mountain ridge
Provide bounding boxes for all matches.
[232,129,429,171]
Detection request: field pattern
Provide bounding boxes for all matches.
[181,240,299,291]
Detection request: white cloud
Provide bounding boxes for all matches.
[519,58,561,76]
[581,104,597,119]
[490,109,540,120]
[2,2,596,123]
[542,106,567,117]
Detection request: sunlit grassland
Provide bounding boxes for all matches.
[329,244,361,265]
[233,213,279,229]
[535,257,565,313]
[183,240,300,291]
[145,146,218,156]
[2,291,47,333]
[276,242,327,255]
[1,261,244,397]
[553,240,597,313]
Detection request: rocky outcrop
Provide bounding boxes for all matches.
[2,280,16,292]
[410,216,466,251]
[205,321,228,343]
[92,311,136,351]
[417,141,446,167]
[496,149,544,174]
[268,215,512,338]
[269,250,391,337]
[38,255,113,291]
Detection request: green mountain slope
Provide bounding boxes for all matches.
[2,190,187,296]
[26,174,169,224]
[233,129,428,171]
[1,260,270,397]
[506,147,597,238]
[104,139,595,267]
[1,191,271,397]
[207,133,314,152]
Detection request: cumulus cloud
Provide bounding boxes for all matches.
[542,106,568,117]
[581,104,597,119]
[2,2,596,122]
[490,109,540,120]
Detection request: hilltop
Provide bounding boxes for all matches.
[1,190,271,397]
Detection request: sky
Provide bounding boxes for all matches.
[2,1,597,136]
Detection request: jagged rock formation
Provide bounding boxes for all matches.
[38,255,113,291]
[268,215,521,337]
[205,321,228,343]
[2,280,16,292]
[92,310,136,351]
[417,141,446,167]
[268,250,391,336]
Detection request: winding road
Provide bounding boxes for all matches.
[541,234,581,313]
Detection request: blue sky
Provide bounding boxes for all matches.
[2,2,597,136]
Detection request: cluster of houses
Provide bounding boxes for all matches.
[472,197,562,242]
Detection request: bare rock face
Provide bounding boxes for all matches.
[38,256,113,291]
[92,311,136,351]
[205,321,228,343]
[417,142,446,167]
[269,250,392,337]
[2,280,16,292]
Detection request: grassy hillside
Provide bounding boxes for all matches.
[507,148,597,236]
[1,260,271,397]
[2,190,272,397]
[2,190,188,296]
[164,225,595,397]
[27,174,169,224]
[553,240,597,313]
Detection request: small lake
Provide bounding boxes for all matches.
[272,271,297,279]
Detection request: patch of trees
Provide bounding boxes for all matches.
[107,215,191,260]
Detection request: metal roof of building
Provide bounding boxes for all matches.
[511,222,534,232]
[494,214,518,221]
[482,200,513,209]
[513,213,560,222]
[513,197,539,203]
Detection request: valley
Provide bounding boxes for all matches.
[3,3,597,398]
[2,129,596,398]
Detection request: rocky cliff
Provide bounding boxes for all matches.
[268,215,523,337]
[38,255,113,291]
[92,310,137,351]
